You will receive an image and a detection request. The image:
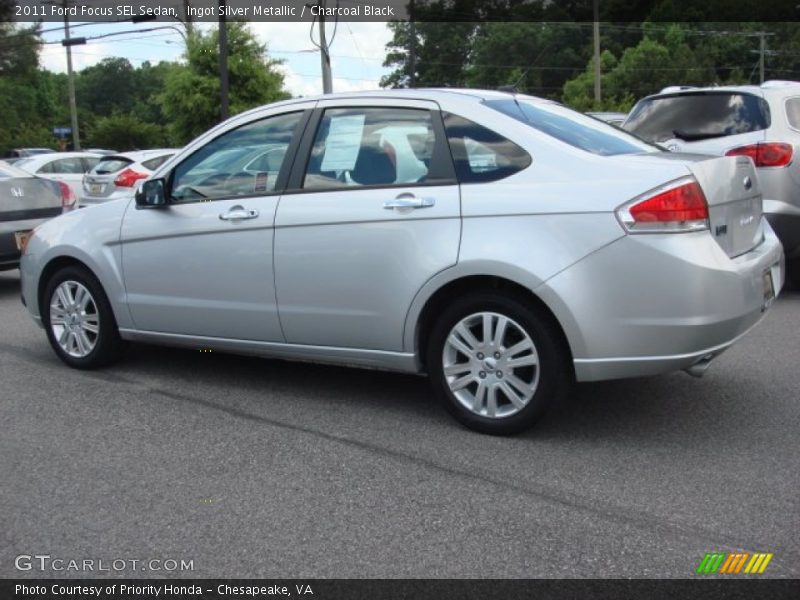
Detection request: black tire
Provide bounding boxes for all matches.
[42,265,126,369]
[427,291,572,435]
[786,258,800,290]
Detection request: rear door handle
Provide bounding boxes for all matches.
[219,206,259,221]
[383,194,435,210]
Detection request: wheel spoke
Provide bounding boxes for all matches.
[77,330,93,354]
[506,353,538,369]
[454,323,480,352]
[493,316,508,348]
[81,322,99,335]
[450,373,475,391]
[472,380,487,412]
[447,333,474,357]
[486,385,498,417]
[482,314,493,346]
[444,362,471,377]
[58,326,70,346]
[505,373,533,398]
[499,380,527,409]
[505,339,534,358]
[55,286,71,310]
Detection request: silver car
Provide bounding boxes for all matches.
[624,81,800,287]
[19,89,784,434]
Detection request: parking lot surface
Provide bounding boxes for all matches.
[1,268,798,578]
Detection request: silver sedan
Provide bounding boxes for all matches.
[19,89,785,434]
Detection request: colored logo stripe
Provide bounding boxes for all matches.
[697,552,773,574]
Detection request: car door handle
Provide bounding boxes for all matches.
[383,194,435,210]
[219,206,259,221]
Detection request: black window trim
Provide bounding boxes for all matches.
[282,104,458,196]
[160,108,313,207]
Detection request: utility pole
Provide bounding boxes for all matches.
[218,0,229,120]
[183,0,194,36]
[318,2,333,94]
[62,1,80,150]
[759,32,766,84]
[593,0,601,104]
[409,0,416,88]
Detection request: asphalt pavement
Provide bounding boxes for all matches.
[1,268,798,578]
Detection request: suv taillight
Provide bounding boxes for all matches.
[57,181,76,210]
[616,178,709,233]
[725,142,793,167]
[114,168,148,187]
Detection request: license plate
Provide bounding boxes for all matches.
[762,268,775,311]
[14,230,32,252]
[90,184,102,194]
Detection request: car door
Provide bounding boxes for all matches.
[120,107,311,341]
[274,98,461,351]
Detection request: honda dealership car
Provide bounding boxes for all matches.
[19,89,784,434]
[624,81,800,286]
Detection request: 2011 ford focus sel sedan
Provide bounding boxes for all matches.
[19,89,785,434]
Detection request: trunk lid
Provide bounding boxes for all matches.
[83,156,133,198]
[0,176,62,220]
[688,154,763,258]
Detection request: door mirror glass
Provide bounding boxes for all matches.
[135,178,167,207]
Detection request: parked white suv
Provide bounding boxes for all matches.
[624,81,800,286]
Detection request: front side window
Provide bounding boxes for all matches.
[171,111,303,203]
[303,107,436,190]
[443,113,531,183]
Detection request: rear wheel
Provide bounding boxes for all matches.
[42,265,125,369]
[427,291,572,435]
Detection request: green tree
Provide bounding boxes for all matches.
[159,22,289,144]
[86,113,166,150]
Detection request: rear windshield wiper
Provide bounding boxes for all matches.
[672,129,729,142]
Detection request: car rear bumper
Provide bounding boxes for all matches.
[537,220,785,382]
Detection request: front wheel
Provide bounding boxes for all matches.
[42,265,125,369]
[427,292,572,435]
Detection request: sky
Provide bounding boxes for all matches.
[37,20,394,97]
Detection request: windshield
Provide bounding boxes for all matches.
[624,92,770,144]
[487,98,659,156]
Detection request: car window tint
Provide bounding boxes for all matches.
[46,158,86,174]
[785,97,800,129]
[443,113,531,183]
[141,154,173,171]
[83,157,100,171]
[624,92,770,143]
[303,107,434,190]
[91,157,133,175]
[488,98,656,156]
[171,111,302,203]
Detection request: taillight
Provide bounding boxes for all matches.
[114,168,148,187]
[617,178,709,233]
[725,142,793,167]
[57,181,76,210]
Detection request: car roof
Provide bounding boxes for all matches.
[639,81,800,103]
[17,151,102,164]
[102,149,180,162]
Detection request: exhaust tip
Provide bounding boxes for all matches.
[684,354,715,378]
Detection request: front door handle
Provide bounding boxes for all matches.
[219,206,259,221]
[383,193,435,210]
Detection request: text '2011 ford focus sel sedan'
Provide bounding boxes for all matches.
[19,89,785,434]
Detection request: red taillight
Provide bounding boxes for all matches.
[114,168,148,188]
[57,181,76,210]
[618,179,709,233]
[725,142,793,167]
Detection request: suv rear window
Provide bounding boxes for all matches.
[625,92,770,143]
[487,98,657,156]
[90,157,133,175]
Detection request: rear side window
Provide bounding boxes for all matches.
[625,92,770,143]
[488,98,656,156]
[91,157,133,175]
[785,97,800,130]
[38,157,86,174]
[443,113,531,183]
[141,154,173,171]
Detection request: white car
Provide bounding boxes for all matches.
[14,152,102,210]
[81,149,179,206]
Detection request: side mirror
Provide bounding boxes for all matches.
[135,178,168,208]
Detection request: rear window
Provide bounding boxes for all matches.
[487,98,657,156]
[90,157,133,175]
[141,154,173,171]
[785,97,800,130]
[625,92,770,143]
